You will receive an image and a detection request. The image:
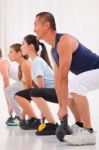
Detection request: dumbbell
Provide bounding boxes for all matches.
[55,115,72,141]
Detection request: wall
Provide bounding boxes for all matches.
[0,0,99,117]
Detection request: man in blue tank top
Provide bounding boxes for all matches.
[34,12,98,145]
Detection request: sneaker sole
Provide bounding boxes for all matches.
[20,125,37,130]
[36,131,55,136]
[64,138,96,146]
[6,123,19,126]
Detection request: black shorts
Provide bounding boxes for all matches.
[15,88,58,103]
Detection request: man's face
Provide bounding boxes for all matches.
[34,17,47,40]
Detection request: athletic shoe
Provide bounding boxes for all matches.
[19,119,26,127]
[71,123,82,134]
[20,117,41,130]
[36,123,59,135]
[64,128,96,145]
[6,116,20,126]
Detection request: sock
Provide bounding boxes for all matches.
[87,128,93,133]
[75,121,83,127]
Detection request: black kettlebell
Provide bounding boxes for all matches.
[55,115,72,141]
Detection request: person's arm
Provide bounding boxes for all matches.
[33,59,45,88]
[0,60,13,115]
[55,35,76,120]
[0,60,10,88]
[53,61,61,103]
[50,51,61,105]
[22,61,32,89]
[36,75,45,88]
[51,43,71,119]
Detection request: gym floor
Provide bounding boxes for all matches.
[0,119,98,150]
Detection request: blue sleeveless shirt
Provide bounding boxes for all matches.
[52,33,99,75]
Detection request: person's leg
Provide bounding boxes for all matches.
[68,73,93,129]
[16,88,56,123]
[30,88,60,135]
[5,100,13,117]
[30,88,73,137]
[15,89,41,130]
[69,69,99,128]
[30,88,58,103]
[4,82,23,117]
[15,88,58,133]
[30,88,57,123]
[4,82,28,126]
[30,88,82,123]
[68,99,82,123]
[15,89,38,119]
[32,97,56,124]
[71,94,92,128]
[64,69,99,145]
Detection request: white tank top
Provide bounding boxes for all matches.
[0,58,32,82]
[9,61,19,81]
[0,58,19,81]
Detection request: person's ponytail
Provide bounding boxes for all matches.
[39,42,52,69]
[18,65,22,80]
[0,49,2,58]
[24,34,52,69]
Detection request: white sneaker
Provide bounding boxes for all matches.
[64,128,96,145]
[71,124,82,134]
